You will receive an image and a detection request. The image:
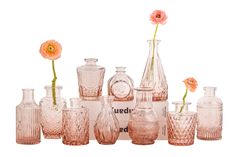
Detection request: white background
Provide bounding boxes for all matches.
[0,0,234,156]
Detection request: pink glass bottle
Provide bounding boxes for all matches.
[62,98,89,145]
[94,96,120,144]
[128,88,159,145]
[140,40,168,101]
[77,58,105,100]
[108,67,134,101]
[40,85,67,139]
[167,101,197,146]
[16,89,40,144]
[197,87,223,140]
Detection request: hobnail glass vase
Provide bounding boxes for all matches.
[16,89,41,144]
[40,85,67,139]
[197,87,223,140]
[94,96,120,144]
[140,40,168,101]
[108,67,134,101]
[167,101,197,146]
[128,88,159,145]
[77,58,105,100]
[62,98,89,145]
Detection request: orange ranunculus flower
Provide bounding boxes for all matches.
[39,40,62,60]
[183,77,198,92]
[150,10,167,25]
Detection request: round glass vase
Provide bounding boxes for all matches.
[128,88,159,145]
[167,101,197,146]
[39,85,67,139]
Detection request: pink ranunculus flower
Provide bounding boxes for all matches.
[150,10,167,25]
[40,40,62,60]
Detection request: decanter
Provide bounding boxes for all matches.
[94,96,120,144]
[108,67,134,101]
[16,89,40,144]
[40,85,67,139]
[128,87,159,145]
[197,87,223,140]
[77,58,105,100]
[140,40,168,101]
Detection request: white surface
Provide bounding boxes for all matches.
[0,0,234,156]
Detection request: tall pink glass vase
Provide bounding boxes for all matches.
[62,98,89,145]
[140,40,168,101]
[77,58,105,100]
[128,88,159,145]
[40,86,67,139]
[16,89,41,144]
[197,87,223,140]
[167,101,197,146]
[94,96,120,144]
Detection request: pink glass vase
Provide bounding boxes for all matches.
[94,96,120,144]
[167,101,197,146]
[197,87,223,140]
[140,40,168,101]
[62,98,89,145]
[108,67,134,101]
[40,86,67,139]
[16,89,41,144]
[77,58,105,100]
[128,88,159,145]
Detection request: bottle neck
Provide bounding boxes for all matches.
[135,89,153,109]
[173,101,191,113]
[45,86,62,97]
[115,67,126,74]
[148,40,160,56]
[22,89,35,104]
[70,98,82,108]
[204,87,216,96]
[101,96,113,109]
[85,58,98,66]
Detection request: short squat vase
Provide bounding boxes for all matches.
[167,101,197,146]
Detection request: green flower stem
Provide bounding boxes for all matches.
[149,24,159,78]
[52,60,57,106]
[180,88,188,113]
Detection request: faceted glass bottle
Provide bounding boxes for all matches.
[16,89,40,144]
[40,86,67,139]
[94,96,120,144]
[140,40,168,101]
[77,58,105,100]
[167,102,197,146]
[128,88,159,145]
[108,67,134,101]
[197,87,223,140]
[62,98,89,145]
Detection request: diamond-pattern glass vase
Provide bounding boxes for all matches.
[167,101,197,146]
[62,98,89,145]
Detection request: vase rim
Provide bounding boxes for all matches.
[172,101,191,105]
[22,88,34,91]
[44,85,63,90]
[147,39,161,42]
[135,87,153,92]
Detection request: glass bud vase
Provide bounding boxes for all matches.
[62,98,89,145]
[77,58,105,100]
[40,85,67,139]
[197,87,223,140]
[140,40,168,101]
[16,89,40,144]
[167,102,197,146]
[94,96,120,144]
[128,88,159,145]
[108,67,134,101]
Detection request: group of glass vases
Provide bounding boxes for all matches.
[16,39,223,146]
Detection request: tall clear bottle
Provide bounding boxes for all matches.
[77,58,105,100]
[16,89,40,144]
[108,67,134,101]
[197,87,223,140]
[128,88,159,145]
[40,85,67,139]
[140,40,168,101]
